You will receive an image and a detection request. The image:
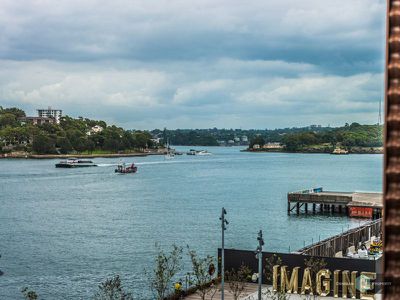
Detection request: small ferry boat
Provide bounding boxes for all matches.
[55,158,97,168]
[186,149,212,156]
[115,163,138,174]
[332,147,349,155]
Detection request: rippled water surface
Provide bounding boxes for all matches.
[0,147,382,299]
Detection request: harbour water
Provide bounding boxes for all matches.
[0,147,382,299]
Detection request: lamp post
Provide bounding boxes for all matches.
[255,230,264,300]
[220,207,228,300]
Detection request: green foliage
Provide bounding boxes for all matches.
[32,133,56,154]
[281,123,383,152]
[0,113,17,128]
[249,135,265,148]
[187,247,216,300]
[146,244,183,300]
[21,287,38,300]
[0,106,156,154]
[225,264,252,300]
[56,136,73,154]
[1,107,26,118]
[93,275,133,300]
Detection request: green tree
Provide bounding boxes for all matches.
[250,136,265,148]
[86,139,96,154]
[32,133,56,154]
[1,107,26,118]
[66,129,86,152]
[21,287,38,300]
[0,113,17,128]
[56,136,73,154]
[146,244,183,300]
[133,132,149,150]
[225,264,252,300]
[187,247,216,300]
[93,275,133,300]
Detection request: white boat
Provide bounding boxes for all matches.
[197,150,212,156]
[164,139,175,160]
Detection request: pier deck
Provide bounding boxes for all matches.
[287,188,382,218]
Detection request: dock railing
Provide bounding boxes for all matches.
[296,218,382,257]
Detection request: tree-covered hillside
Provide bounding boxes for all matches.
[0,107,155,154]
[248,122,383,152]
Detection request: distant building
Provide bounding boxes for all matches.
[19,116,56,126]
[37,107,62,124]
[151,138,161,144]
[217,140,226,146]
[263,142,283,149]
[234,137,240,143]
[86,125,104,136]
[252,144,260,149]
[241,135,248,142]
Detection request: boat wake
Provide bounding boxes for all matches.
[97,163,119,167]
[97,158,220,168]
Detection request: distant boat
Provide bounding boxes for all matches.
[164,140,175,160]
[55,158,97,168]
[115,162,137,174]
[186,149,197,155]
[186,149,212,156]
[197,150,212,156]
[332,147,349,155]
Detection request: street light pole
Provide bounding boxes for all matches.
[256,230,264,300]
[220,207,228,300]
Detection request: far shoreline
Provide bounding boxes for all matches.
[0,151,164,159]
[241,148,383,155]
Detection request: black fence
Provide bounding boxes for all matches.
[297,219,382,257]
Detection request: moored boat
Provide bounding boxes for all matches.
[186,149,197,155]
[164,140,175,160]
[197,150,212,156]
[55,158,97,168]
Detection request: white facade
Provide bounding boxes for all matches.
[37,107,62,124]
[86,125,104,136]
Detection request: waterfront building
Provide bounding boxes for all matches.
[37,107,62,124]
[19,116,56,126]
[263,142,283,149]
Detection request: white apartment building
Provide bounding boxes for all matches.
[37,107,62,124]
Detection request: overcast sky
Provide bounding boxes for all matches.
[0,0,386,129]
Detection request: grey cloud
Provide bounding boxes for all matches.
[0,0,386,129]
